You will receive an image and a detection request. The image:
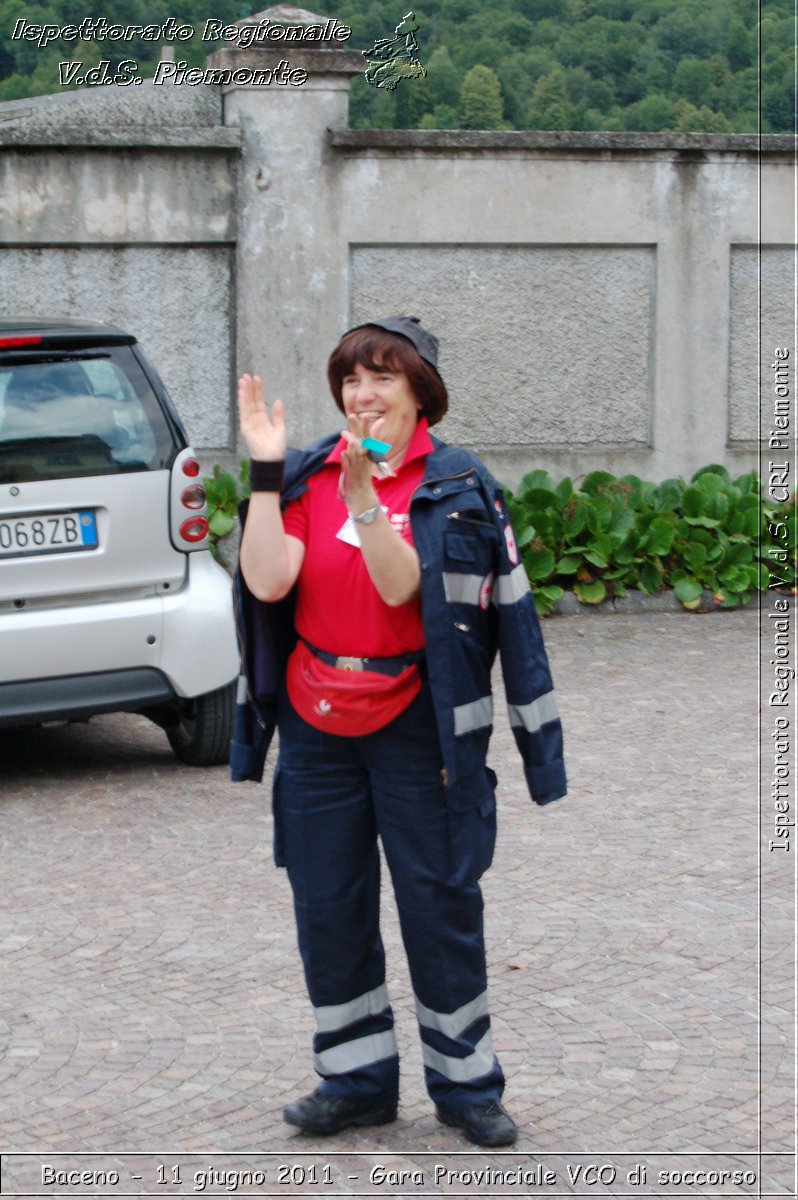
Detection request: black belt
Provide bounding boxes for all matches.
[301,638,425,678]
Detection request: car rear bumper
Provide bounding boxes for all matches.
[0,667,177,728]
[0,553,239,705]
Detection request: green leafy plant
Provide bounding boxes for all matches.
[505,464,793,615]
[203,461,249,557]
[203,458,794,611]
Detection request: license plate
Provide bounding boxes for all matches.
[0,510,98,558]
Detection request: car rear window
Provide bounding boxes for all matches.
[0,347,179,483]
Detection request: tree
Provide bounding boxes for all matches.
[497,49,559,128]
[635,44,671,95]
[563,66,616,112]
[526,66,573,129]
[394,66,430,129]
[419,103,460,129]
[349,80,396,130]
[438,0,481,22]
[727,16,754,71]
[459,63,506,129]
[621,93,677,131]
[732,66,759,121]
[674,100,732,132]
[514,0,563,19]
[493,13,535,49]
[655,5,716,59]
[604,21,640,78]
[762,56,795,132]
[426,45,460,109]
[458,33,505,71]
[674,57,715,108]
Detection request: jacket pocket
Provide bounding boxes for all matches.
[444,528,495,574]
[445,529,479,563]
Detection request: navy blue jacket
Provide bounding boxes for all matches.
[231,432,566,809]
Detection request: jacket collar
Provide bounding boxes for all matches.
[280,429,478,507]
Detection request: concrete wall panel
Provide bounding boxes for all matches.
[0,246,233,448]
[0,150,236,245]
[729,245,795,443]
[350,244,654,450]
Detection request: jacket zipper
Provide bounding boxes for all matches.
[447,509,493,527]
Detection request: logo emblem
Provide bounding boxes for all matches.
[313,699,332,717]
[479,571,495,610]
[363,10,427,91]
[504,524,518,565]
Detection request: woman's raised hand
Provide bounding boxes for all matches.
[341,413,380,512]
[237,373,287,462]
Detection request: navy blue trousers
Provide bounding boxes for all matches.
[273,682,505,1110]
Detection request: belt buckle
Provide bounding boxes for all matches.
[335,656,364,672]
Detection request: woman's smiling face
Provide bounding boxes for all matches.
[341,362,421,457]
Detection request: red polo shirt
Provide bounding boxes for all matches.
[282,418,432,657]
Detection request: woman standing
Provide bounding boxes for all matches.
[233,315,566,1146]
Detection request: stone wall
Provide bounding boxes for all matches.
[0,37,793,489]
[0,85,239,455]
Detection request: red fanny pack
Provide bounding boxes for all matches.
[286,641,422,736]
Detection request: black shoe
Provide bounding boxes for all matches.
[284,1090,398,1135]
[435,1100,518,1146]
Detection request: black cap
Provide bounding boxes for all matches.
[347,314,440,374]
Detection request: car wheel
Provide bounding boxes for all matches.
[166,681,235,766]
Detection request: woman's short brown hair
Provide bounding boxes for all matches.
[327,326,448,427]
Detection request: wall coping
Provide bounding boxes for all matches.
[0,125,242,150]
[205,45,364,74]
[330,129,796,158]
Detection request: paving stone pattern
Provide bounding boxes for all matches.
[0,611,792,1197]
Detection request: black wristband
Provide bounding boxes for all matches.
[249,459,285,492]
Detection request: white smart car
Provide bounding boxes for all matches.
[0,318,239,764]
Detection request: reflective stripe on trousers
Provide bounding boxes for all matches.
[415,990,498,1084]
[312,985,398,1075]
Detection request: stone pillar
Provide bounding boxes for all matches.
[206,6,364,448]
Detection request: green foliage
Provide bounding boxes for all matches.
[674,99,733,133]
[505,464,793,614]
[426,45,461,109]
[459,63,507,129]
[202,460,793,621]
[203,461,249,559]
[619,92,677,131]
[419,102,460,129]
[0,0,244,93]
[2,0,791,133]
[526,66,574,129]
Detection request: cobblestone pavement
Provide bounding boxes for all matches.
[0,610,793,1197]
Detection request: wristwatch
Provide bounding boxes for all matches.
[351,504,381,525]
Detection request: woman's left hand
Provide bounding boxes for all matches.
[338,413,420,605]
[341,414,379,513]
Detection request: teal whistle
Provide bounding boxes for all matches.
[362,435,395,477]
[362,436,392,456]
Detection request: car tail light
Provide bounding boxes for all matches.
[0,335,44,348]
[181,485,206,510]
[180,517,209,542]
[170,448,210,551]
